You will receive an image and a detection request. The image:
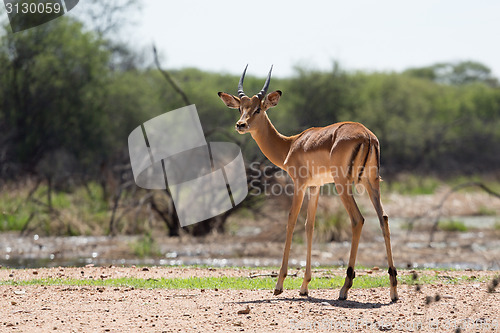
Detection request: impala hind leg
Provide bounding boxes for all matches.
[274,184,306,296]
[299,186,320,296]
[365,178,399,302]
[336,181,365,301]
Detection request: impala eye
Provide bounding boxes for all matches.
[255,107,261,114]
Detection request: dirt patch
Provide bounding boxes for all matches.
[1,267,498,332]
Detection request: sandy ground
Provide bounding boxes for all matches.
[0,267,498,332]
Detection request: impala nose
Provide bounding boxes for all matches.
[236,122,247,131]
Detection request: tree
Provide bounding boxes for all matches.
[70,0,142,38]
[404,61,499,87]
[286,63,358,134]
[0,17,111,178]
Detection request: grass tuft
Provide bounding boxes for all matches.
[438,220,468,232]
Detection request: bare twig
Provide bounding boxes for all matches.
[150,192,180,237]
[152,45,191,106]
[429,182,500,242]
[109,180,134,236]
[249,272,298,279]
[403,181,500,242]
[19,212,35,236]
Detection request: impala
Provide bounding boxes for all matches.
[218,66,398,302]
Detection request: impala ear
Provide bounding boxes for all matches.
[262,90,282,110]
[218,92,240,109]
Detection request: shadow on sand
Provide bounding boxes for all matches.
[234,294,395,309]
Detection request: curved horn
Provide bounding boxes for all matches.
[237,64,248,98]
[257,65,273,100]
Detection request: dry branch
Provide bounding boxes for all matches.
[248,272,298,279]
[403,181,500,242]
[429,182,500,242]
[152,45,191,106]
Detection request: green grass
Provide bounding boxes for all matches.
[477,206,497,216]
[448,175,500,192]
[0,193,36,231]
[384,174,500,197]
[314,211,350,242]
[0,272,482,290]
[0,182,112,235]
[494,221,500,230]
[438,219,468,232]
[384,174,441,195]
[131,232,162,258]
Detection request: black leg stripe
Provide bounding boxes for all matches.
[357,141,371,182]
[346,266,355,279]
[347,143,362,181]
[388,267,397,277]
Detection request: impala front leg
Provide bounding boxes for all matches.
[274,184,306,296]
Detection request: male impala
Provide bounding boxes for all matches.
[218,66,398,302]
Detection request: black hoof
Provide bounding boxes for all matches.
[273,288,283,296]
[299,291,308,297]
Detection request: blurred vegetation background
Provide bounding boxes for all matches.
[0,3,499,239]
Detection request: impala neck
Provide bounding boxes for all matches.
[250,113,291,169]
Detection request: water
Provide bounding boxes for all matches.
[0,218,498,270]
